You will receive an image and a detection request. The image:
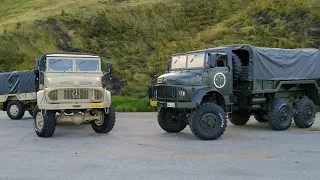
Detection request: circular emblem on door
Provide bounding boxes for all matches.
[213,72,226,88]
[72,89,80,98]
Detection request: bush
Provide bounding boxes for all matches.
[112,96,154,112]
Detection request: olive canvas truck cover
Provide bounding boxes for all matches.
[228,44,320,80]
[0,70,37,95]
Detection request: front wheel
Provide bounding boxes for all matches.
[157,107,187,133]
[33,106,57,138]
[189,103,227,140]
[90,106,116,133]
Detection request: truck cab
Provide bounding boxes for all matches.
[149,47,238,140]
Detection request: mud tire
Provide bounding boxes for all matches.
[33,106,56,138]
[189,103,227,140]
[157,107,187,133]
[293,97,316,128]
[232,53,242,80]
[230,110,250,125]
[268,98,293,131]
[253,112,268,122]
[91,106,116,133]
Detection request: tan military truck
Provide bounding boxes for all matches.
[33,52,115,138]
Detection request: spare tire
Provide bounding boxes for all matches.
[232,53,242,80]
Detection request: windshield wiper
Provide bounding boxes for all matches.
[78,60,88,65]
[174,57,180,64]
[189,55,197,63]
[50,59,62,65]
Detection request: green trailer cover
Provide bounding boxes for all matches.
[0,70,37,95]
[228,44,320,80]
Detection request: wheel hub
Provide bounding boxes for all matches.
[279,108,289,123]
[94,111,104,126]
[9,105,19,116]
[166,112,180,125]
[35,111,44,129]
[304,106,313,122]
[200,113,217,132]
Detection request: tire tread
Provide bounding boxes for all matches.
[293,97,315,128]
[189,103,227,140]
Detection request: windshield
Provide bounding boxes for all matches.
[171,55,187,69]
[171,52,205,70]
[76,59,100,71]
[48,59,73,72]
[187,52,205,68]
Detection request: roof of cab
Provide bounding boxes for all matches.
[172,46,229,56]
[44,52,100,58]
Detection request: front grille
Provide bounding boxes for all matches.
[149,85,188,102]
[48,88,103,101]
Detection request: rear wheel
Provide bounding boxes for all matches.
[28,110,33,116]
[6,100,25,120]
[230,110,250,125]
[189,103,227,140]
[293,97,316,128]
[33,106,57,137]
[253,112,268,122]
[268,98,293,131]
[90,106,116,133]
[157,107,187,133]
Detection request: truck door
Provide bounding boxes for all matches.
[208,52,232,95]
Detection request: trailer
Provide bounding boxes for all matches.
[0,70,37,119]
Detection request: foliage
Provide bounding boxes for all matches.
[0,0,319,99]
[112,96,154,112]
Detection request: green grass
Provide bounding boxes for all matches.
[112,96,155,112]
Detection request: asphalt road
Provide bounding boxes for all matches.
[0,111,319,180]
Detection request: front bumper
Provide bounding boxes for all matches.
[149,100,197,109]
[38,102,110,110]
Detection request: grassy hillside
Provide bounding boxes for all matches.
[0,0,319,99]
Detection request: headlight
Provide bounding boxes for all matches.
[178,90,186,97]
[154,89,157,98]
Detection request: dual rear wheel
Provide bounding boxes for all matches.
[229,97,316,131]
[267,97,315,130]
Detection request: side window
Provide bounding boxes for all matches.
[216,54,228,67]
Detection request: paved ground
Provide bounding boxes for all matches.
[0,112,319,180]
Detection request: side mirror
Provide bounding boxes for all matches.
[105,62,112,74]
[166,59,172,72]
[36,59,45,71]
[36,60,40,67]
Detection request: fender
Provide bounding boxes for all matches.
[36,90,45,105]
[192,87,225,106]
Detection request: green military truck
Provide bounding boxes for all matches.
[149,44,320,140]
